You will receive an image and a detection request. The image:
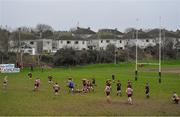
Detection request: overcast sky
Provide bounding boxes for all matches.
[0,0,179,32]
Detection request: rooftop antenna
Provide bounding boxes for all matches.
[77,21,80,28]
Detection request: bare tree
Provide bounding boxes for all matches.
[35,24,53,32]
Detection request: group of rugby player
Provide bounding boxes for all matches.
[2,72,179,105]
[105,78,150,104]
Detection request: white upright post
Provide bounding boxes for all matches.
[159,17,162,83]
[114,35,116,64]
[159,30,161,73]
[114,47,116,64]
[135,29,138,71]
[135,19,139,81]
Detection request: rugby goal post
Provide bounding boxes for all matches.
[135,28,162,83]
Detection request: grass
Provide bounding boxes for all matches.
[0,60,180,116]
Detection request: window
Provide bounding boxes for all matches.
[82,41,85,44]
[28,50,32,53]
[30,41,34,45]
[146,39,149,42]
[106,40,110,43]
[119,40,122,43]
[75,41,79,44]
[101,40,103,43]
[47,41,50,45]
[100,47,103,50]
[67,41,71,44]
[61,40,63,44]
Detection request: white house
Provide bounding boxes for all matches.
[21,40,37,55]
[98,39,127,50]
[71,27,96,39]
[36,39,53,54]
[86,39,99,50]
[98,28,123,38]
[127,38,157,49]
[21,45,36,55]
[9,39,53,54]
[9,40,36,55]
[87,32,126,50]
[55,37,88,51]
[20,39,53,54]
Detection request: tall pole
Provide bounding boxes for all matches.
[1,55,3,64]
[135,19,139,81]
[97,32,100,62]
[18,28,22,68]
[135,30,138,71]
[114,46,116,64]
[114,34,116,64]
[18,28,21,55]
[159,18,162,83]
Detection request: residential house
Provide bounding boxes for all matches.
[36,39,53,54]
[127,38,157,49]
[71,27,96,38]
[54,35,88,50]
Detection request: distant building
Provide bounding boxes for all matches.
[9,40,36,55]
[98,39,127,50]
[20,44,36,55]
[7,27,180,55]
[98,28,123,38]
[71,27,96,38]
[174,42,180,50]
[9,39,52,55]
[36,39,52,54]
[127,38,157,49]
[21,40,38,54]
[55,36,88,50]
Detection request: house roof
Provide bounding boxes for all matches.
[123,29,151,39]
[56,35,86,41]
[98,28,123,35]
[71,27,96,35]
[87,34,124,40]
[147,29,179,38]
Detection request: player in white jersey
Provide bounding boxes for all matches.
[126,87,133,104]
[53,83,60,95]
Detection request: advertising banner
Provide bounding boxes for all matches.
[0,64,20,73]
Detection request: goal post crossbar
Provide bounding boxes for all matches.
[137,63,160,66]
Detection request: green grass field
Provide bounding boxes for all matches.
[0,60,180,116]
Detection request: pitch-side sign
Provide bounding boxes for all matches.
[0,64,20,73]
